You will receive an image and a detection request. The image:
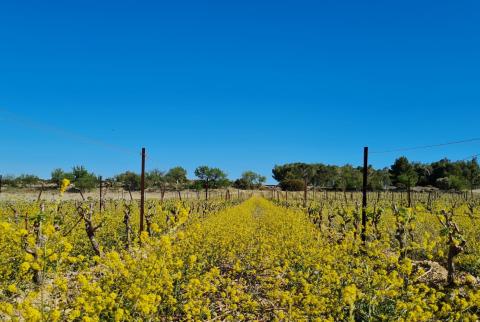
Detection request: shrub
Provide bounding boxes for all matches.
[279,179,305,191]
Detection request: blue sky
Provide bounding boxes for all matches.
[1,1,479,183]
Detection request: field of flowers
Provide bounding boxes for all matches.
[0,194,479,321]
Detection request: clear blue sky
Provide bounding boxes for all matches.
[1,1,479,183]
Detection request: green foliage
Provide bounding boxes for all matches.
[427,158,478,191]
[145,169,166,191]
[413,163,432,186]
[165,167,188,191]
[14,174,41,187]
[274,163,363,191]
[49,166,96,191]
[233,171,266,190]
[50,168,74,186]
[194,166,229,200]
[272,164,295,183]
[390,157,418,189]
[463,157,480,192]
[0,174,42,188]
[335,165,362,191]
[72,166,98,192]
[368,167,391,191]
[188,180,204,191]
[436,176,468,191]
[0,175,17,187]
[279,179,305,191]
[273,157,480,193]
[194,166,229,189]
[293,163,317,182]
[449,175,468,191]
[312,164,337,188]
[116,171,141,191]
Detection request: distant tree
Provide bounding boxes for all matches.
[463,157,480,197]
[116,171,141,191]
[390,157,418,206]
[312,164,337,189]
[271,157,477,196]
[274,163,365,193]
[279,179,305,192]
[292,164,316,206]
[71,166,98,192]
[233,171,266,190]
[272,164,298,183]
[448,175,468,191]
[232,179,246,190]
[1,175,17,187]
[166,167,188,200]
[146,169,167,200]
[189,180,204,194]
[272,163,319,205]
[435,177,450,190]
[368,167,391,191]
[102,177,115,189]
[51,169,65,186]
[435,176,467,191]
[15,174,41,187]
[335,165,362,191]
[430,158,461,188]
[413,163,433,187]
[194,166,228,200]
[390,157,418,187]
[51,168,75,186]
[72,166,88,180]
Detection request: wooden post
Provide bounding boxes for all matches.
[99,176,103,213]
[361,146,368,243]
[303,179,307,207]
[0,175,2,194]
[37,183,44,202]
[205,180,208,200]
[140,148,146,235]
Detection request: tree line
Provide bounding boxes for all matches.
[2,156,478,196]
[272,156,480,194]
[1,166,266,196]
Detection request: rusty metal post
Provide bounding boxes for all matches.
[361,146,368,243]
[140,148,146,235]
[99,176,103,213]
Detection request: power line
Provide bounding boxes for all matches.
[370,138,480,154]
[460,153,480,161]
[0,107,138,156]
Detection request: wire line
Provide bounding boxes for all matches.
[0,107,138,156]
[370,138,480,154]
[460,153,480,161]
